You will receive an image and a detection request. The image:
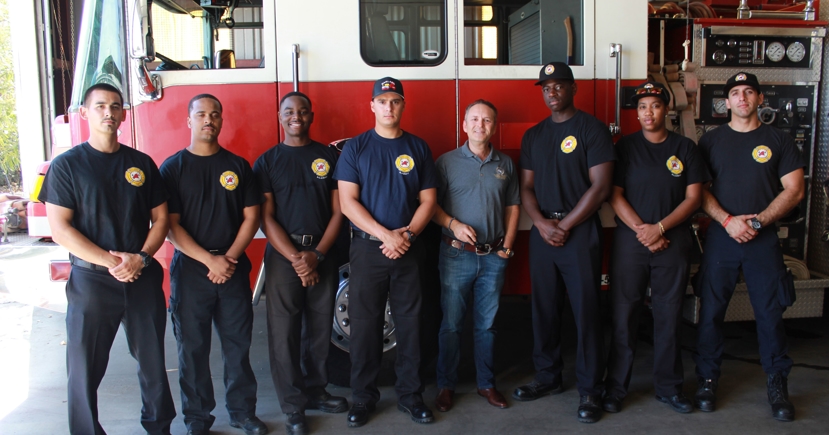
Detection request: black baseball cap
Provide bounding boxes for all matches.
[631,81,670,105]
[723,72,762,94]
[535,62,574,85]
[372,77,404,99]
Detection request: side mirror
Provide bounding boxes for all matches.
[136,59,162,102]
[128,0,155,61]
[214,50,236,69]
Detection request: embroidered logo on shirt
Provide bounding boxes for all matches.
[125,167,145,187]
[752,145,772,163]
[494,166,507,180]
[666,156,684,177]
[220,171,239,191]
[561,136,578,154]
[312,158,330,178]
[395,154,414,174]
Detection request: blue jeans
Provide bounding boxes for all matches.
[437,241,508,390]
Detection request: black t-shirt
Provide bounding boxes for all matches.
[253,141,338,236]
[160,147,262,250]
[38,142,168,253]
[699,124,805,216]
[519,110,616,212]
[333,130,438,232]
[614,131,710,230]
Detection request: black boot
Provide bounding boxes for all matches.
[767,373,794,422]
[694,377,717,412]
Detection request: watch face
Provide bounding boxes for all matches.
[751,219,762,229]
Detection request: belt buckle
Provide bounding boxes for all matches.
[209,249,220,255]
[475,243,492,256]
[301,235,313,246]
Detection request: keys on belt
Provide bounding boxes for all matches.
[289,234,320,246]
[541,210,568,220]
[441,234,504,255]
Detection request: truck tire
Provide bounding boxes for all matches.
[327,264,399,387]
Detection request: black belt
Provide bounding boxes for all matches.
[441,234,504,255]
[69,254,110,272]
[289,234,321,247]
[352,229,382,242]
[208,249,228,255]
[542,210,568,220]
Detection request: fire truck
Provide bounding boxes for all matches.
[26,0,829,384]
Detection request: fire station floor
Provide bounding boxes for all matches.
[1,275,828,434]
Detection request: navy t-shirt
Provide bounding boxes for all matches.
[160,147,262,250]
[333,130,438,232]
[38,142,168,253]
[699,124,805,216]
[253,141,338,236]
[519,110,616,212]
[614,130,710,230]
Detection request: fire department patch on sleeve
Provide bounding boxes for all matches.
[312,158,330,178]
[560,136,577,154]
[395,154,414,173]
[752,145,772,163]
[125,167,146,187]
[220,171,239,191]
[666,156,684,177]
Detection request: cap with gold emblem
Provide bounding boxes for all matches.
[535,61,574,85]
[723,71,762,94]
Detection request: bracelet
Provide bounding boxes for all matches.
[658,222,665,235]
[448,217,455,231]
[722,215,732,228]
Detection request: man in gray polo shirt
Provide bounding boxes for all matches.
[431,100,521,412]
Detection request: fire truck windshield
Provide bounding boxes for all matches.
[69,0,129,111]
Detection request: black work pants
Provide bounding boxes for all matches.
[65,261,175,435]
[605,226,690,399]
[694,225,792,380]
[169,252,257,431]
[349,237,424,406]
[264,244,337,414]
[529,218,605,396]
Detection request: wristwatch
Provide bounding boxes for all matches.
[406,230,417,242]
[313,249,326,263]
[500,247,514,258]
[138,251,152,268]
[749,217,762,230]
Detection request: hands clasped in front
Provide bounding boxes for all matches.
[379,227,411,260]
[538,219,570,247]
[633,223,669,253]
[724,214,758,244]
[206,254,238,284]
[291,251,320,287]
[108,251,144,283]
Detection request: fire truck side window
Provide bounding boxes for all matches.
[463,0,584,66]
[360,0,447,66]
[150,3,264,70]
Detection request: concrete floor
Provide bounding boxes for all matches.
[1,291,828,435]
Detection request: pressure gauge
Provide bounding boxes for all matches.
[766,42,785,62]
[786,42,806,62]
[712,98,728,117]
